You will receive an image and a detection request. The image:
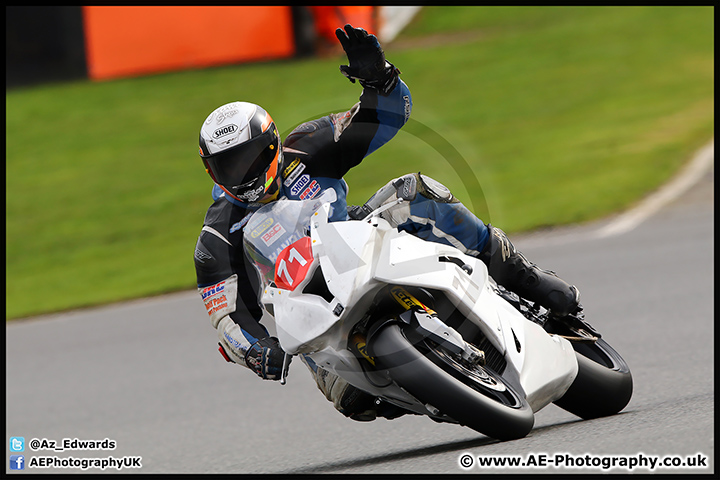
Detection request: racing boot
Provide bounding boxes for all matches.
[307,360,411,421]
[478,224,581,317]
[301,355,378,421]
[313,367,378,421]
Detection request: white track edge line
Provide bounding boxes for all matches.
[594,139,714,238]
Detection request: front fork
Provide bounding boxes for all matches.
[398,308,486,367]
[363,286,486,368]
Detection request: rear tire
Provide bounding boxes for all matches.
[549,321,633,419]
[369,322,534,441]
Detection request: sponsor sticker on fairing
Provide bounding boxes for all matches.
[250,217,274,238]
[261,223,286,247]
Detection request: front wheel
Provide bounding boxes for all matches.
[548,319,633,419]
[368,322,534,441]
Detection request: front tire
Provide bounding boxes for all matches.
[368,322,534,441]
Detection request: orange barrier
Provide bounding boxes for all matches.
[82,6,295,81]
[308,6,376,44]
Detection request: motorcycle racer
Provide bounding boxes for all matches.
[194,24,580,421]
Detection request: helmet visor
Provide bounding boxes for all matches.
[229,151,280,202]
[202,124,279,190]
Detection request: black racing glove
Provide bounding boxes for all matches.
[244,336,290,381]
[335,23,400,95]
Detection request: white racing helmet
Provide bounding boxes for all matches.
[199,102,282,203]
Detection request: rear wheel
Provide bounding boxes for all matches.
[368,322,534,441]
[547,319,633,419]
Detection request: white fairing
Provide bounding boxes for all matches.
[373,223,578,411]
[250,198,578,416]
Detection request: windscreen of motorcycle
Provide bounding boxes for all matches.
[243,188,337,286]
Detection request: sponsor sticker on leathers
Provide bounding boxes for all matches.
[290,174,310,196]
[284,161,306,187]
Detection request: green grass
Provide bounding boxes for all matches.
[5,6,714,319]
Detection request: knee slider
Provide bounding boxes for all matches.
[417,173,456,203]
[392,173,457,204]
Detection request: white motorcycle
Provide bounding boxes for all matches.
[243,188,632,441]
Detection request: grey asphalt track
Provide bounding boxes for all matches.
[6,163,714,474]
